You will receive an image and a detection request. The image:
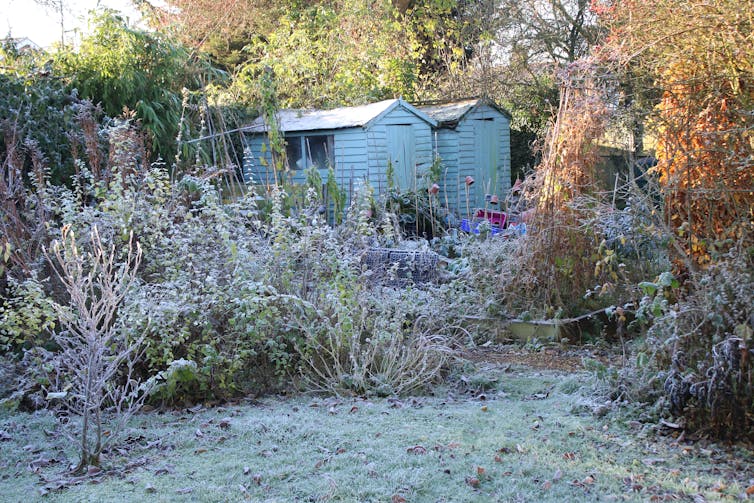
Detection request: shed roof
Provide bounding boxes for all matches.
[417,98,512,128]
[244,98,436,134]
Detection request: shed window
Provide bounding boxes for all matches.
[286,134,334,170]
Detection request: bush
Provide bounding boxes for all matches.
[655,250,754,439]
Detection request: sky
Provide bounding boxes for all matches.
[0,0,144,48]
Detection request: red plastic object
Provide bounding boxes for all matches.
[475,209,507,228]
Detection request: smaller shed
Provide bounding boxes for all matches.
[418,98,512,214]
[243,99,437,201]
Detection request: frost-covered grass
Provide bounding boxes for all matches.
[2,367,752,502]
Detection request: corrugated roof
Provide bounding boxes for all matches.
[245,99,399,133]
[418,98,512,127]
[417,99,479,127]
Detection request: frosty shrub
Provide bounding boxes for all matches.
[46,225,150,473]
[654,249,754,439]
[291,282,457,396]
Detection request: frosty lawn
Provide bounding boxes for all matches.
[2,366,752,502]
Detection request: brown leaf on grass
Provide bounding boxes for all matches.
[349,406,359,414]
[494,455,503,463]
[476,466,485,476]
[498,447,512,454]
[407,445,427,455]
[582,475,595,485]
[219,417,232,429]
[563,452,576,460]
[336,447,346,455]
[391,495,407,503]
[465,476,480,488]
[194,448,208,454]
[154,464,175,476]
[746,485,754,495]
[542,480,552,490]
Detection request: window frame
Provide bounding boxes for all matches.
[285,133,334,171]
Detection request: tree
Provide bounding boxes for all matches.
[231,0,421,108]
[598,0,754,270]
[46,225,149,474]
[52,10,217,163]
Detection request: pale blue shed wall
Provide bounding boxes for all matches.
[243,103,435,202]
[434,104,511,217]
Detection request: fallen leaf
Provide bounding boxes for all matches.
[465,476,480,488]
[194,448,208,454]
[407,445,427,455]
[476,466,485,476]
[542,480,552,490]
[391,495,407,503]
[349,406,359,414]
[154,464,175,476]
[336,447,346,455]
[480,405,488,412]
[582,475,595,485]
[563,452,576,460]
[746,485,754,495]
[494,455,502,463]
[219,417,232,430]
[711,481,726,492]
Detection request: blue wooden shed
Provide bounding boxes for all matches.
[418,98,512,214]
[242,98,437,200]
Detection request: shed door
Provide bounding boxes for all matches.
[387,125,415,190]
[474,119,498,207]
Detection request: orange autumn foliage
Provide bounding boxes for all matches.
[655,64,754,269]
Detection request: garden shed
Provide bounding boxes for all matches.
[418,98,512,213]
[242,98,437,200]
